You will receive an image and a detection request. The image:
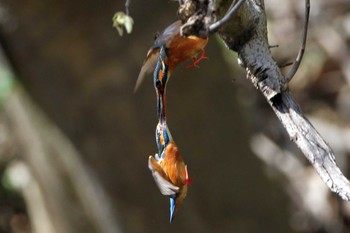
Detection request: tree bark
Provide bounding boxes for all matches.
[179,0,350,201]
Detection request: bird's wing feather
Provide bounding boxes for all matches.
[134,21,181,92]
[153,20,181,48]
[148,156,179,197]
[134,51,158,92]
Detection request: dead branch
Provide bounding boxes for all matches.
[285,0,310,82]
[178,0,350,201]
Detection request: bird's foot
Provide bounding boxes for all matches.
[184,165,192,185]
[184,50,208,69]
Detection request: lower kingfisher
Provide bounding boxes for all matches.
[148,122,190,222]
[134,20,208,92]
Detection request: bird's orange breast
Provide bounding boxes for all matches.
[160,142,187,187]
[160,141,188,214]
[167,35,208,71]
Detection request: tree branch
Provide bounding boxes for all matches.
[268,92,350,200]
[208,0,246,33]
[285,0,310,82]
[220,0,350,201]
[178,0,350,201]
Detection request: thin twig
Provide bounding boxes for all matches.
[269,44,279,49]
[285,0,310,82]
[209,0,246,33]
[125,0,131,15]
[279,61,293,68]
[216,0,350,201]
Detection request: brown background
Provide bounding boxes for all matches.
[2,0,349,233]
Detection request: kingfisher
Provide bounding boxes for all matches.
[134,20,208,92]
[148,46,191,222]
[148,121,190,222]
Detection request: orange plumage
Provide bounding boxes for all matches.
[134,20,208,92]
[148,122,189,222]
[146,28,200,221]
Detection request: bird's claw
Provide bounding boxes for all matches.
[184,50,208,69]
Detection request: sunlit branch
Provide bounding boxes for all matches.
[285,0,310,82]
[209,0,246,33]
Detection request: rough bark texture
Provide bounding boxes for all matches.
[203,0,350,200]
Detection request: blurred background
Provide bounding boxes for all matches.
[0,0,349,232]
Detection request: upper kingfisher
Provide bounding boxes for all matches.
[134,20,208,92]
[148,46,191,222]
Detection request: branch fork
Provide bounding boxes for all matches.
[177,0,350,201]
